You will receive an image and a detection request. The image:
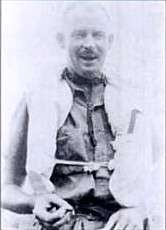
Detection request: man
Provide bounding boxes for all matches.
[2,3,163,230]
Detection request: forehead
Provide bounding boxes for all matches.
[63,4,110,33]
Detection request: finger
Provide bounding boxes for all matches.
[133,226,141,230]
[33,207,59,223]
[112,141,118,150]
[125,223,135,230]
[38,206,67,224]
[36,218,52,228]
[36,216,55,228]
[104,212,120,230]
[108,159,116,170]
[38,221,58,230]
[48,206,67,221]
[114,219,129,230]
[39,211,73,229]
[52,211,73,228]
[48,194,73,210]
[35,210,66,229]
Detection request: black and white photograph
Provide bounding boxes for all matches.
[1,1,165,230]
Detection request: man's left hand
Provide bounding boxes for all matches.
[99,208,146,230]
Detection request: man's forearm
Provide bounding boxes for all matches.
[2,184,36,214]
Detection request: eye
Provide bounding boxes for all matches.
[93,31,105,39]
[72,31,87,39]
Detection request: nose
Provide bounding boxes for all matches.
[83,34,95,49]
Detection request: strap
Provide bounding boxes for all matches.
[127,109,141,134]
[54,159,115,173]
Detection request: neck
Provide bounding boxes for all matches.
[69,66,102,80]
[62,67,107,87]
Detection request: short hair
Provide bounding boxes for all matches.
[63,2,111,20]
[57,2,111,33]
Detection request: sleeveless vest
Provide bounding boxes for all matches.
[23,77,153,210]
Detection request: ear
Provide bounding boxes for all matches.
[108,34,114,49]
[56,32,65,49]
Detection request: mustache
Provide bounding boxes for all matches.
[78,48,98,58]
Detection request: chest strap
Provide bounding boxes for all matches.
[54,159,115,173]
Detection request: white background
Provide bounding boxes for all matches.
[2,0,165,145]
[1,2,165,227]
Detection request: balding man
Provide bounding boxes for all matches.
[2,3,162,230]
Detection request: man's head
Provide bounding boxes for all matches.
[57,3,113,79]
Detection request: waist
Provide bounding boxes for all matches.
[70,196,122,221]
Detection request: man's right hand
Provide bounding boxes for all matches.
[33,193,74,228]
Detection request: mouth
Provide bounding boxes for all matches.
[79,55,98,61]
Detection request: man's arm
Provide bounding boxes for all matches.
[2,95,35,213]
[2,94,74,228]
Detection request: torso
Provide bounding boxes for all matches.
[50,69,121,218]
